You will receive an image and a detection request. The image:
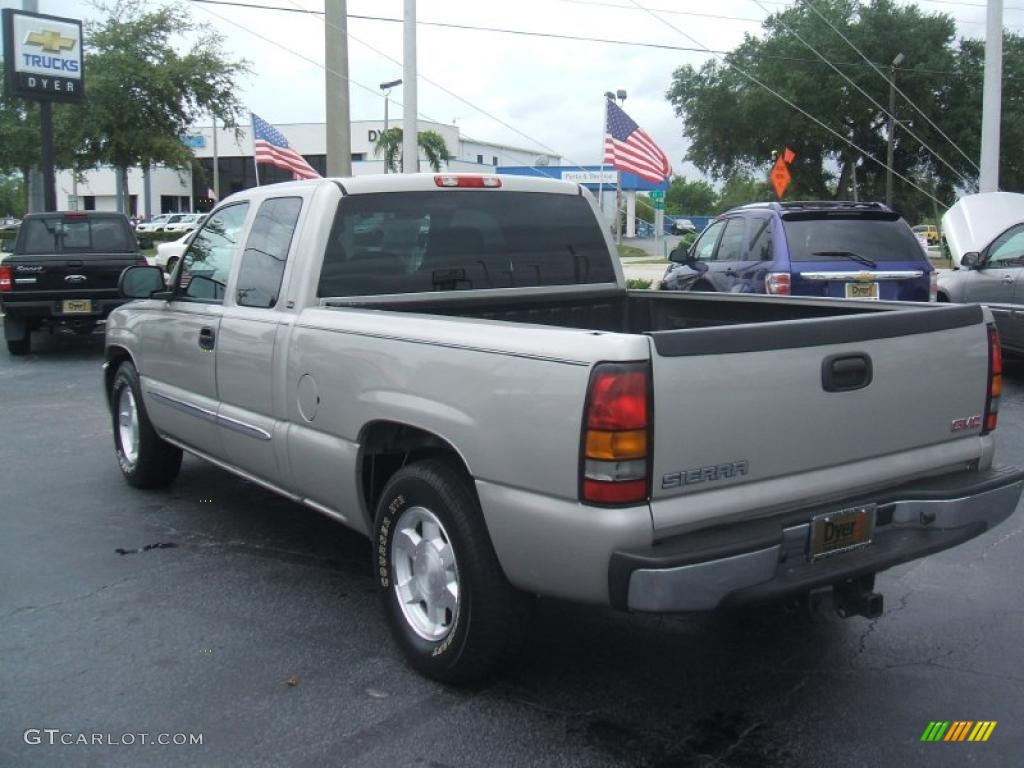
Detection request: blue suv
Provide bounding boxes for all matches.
[660,201,935,302]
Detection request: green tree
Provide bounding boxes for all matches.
[59,0,248,212]
[666,0,983,218]
[713,175,774,213]
[373,127,452,172]
[0,175,26,219]
[665,176,717,214]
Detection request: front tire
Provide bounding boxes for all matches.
[111,360,182,488]
[373,460,532,685]
[165,256,178,274]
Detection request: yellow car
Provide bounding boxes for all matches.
[912,224,940,245]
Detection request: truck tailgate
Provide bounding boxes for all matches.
[647,304,992,535]
[5,253,135,296]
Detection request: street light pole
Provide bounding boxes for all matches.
[380,79,402,174]
[886,52,904,209]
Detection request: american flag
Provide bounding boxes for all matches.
[603,101,672,184]
[252,112,321,180]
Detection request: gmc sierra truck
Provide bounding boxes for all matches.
[104,174,1023,684]
[1,211,144,355]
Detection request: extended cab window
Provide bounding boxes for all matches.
[18,215,136,255]
[318,191,616,296]
[236,197,302,308]
[178,203,249,302]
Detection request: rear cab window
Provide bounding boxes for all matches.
[18,215,137,255]
[782,212,926,263]
[317,191,616,297]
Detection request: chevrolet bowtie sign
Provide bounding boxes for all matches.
[2,9,84,102]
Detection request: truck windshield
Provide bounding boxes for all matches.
[783,215,924,263]
[18,216,136,255]
[318,191,616,296]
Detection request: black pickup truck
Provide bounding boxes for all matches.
[0,212,144,355]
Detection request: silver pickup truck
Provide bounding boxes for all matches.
[105,174,1022,684]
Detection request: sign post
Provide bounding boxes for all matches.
[2,9,85,212]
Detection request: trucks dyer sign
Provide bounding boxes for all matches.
[2,9,84,101]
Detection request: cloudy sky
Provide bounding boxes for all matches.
[7,0,1024,180]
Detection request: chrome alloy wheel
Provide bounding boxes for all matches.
[392,505,460,641]
[117,386,140,465]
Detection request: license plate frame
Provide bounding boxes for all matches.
[845,282,879,300]
[62,299,92,314]
[810,504,877,560]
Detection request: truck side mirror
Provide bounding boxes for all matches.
[960,251,983,270]
[119,265,166,298]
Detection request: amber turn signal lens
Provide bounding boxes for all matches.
[585,429,647,460]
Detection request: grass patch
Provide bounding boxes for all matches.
[626,278,654,289]
[617,244,647,259]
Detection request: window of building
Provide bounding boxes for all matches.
[492,156,499,166]
[82,196,96,211]
[236,197,302,308]
[476,154,483,164]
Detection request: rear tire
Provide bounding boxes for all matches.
[6,336,30,356]
[373,459,532,685]
[111,360,182,488]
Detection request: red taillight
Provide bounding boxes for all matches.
[929,270,938,302]
[63,211,88,218]
[434,175,502,188]
[0,266,11,292]
[984,325,1002,433]
[581,363,650,505]
[766,272,791,295]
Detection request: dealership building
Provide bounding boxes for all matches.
[53,119,562,217]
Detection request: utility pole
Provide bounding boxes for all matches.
[325,0,352,176]
[23,0,44,212]
[212,115,220,200]
[980,0,1003,191]
[403,0,418,173]
[886,52,904,209]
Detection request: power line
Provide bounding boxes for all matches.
[627,0,947,206]
[800,0,980,173]
[185,0,1004,79]
[284,0,595,176]
[748,0,977,189]
[188,0,587,177]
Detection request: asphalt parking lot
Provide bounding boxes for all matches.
[2,331,1022,768]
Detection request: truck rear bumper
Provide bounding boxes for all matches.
[610,465,1024,612]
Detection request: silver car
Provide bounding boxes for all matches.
[938,192,1024,353]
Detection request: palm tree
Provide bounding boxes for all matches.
[373,128,451,172]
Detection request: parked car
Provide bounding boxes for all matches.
[660,201,936,301]
[154,230,195,272]
[669,217,697,235]
[135,214,173,234]
[105,174,1019,684]
[161,213,205,234]
[937,191,1024,354]
[913,224,940,245]
[0,229,16,263]
[1,211,144,354]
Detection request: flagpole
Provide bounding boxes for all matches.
[598,95,607,218]
[250,113,261,187]
[615,170,622,246]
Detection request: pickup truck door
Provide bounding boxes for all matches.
[138,203,249,459]
[215,196,303,488]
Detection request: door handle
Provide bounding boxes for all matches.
[822,353,873,392]
[198,326,216,351]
